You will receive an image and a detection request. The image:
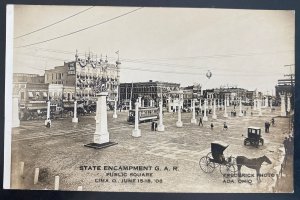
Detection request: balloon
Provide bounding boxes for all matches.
[206,70,212,79]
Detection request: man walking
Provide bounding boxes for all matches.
[198,117,203,126]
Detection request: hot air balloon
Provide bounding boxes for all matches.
[206,70,212,79]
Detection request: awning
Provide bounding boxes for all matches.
[28,92,33,98]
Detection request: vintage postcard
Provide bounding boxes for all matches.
[4,5,294,192]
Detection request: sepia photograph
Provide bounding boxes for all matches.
[4,5,295,193]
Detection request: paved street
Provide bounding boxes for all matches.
[10,106,291,192]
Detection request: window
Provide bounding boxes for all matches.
[20,92,25,100]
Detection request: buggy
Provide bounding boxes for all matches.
[244,127,264,147]
[199,141,236,175]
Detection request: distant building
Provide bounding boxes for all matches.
[119,80,180,108]
[44,52,120,106]
[13,73,49,110]
[275,78,294,109]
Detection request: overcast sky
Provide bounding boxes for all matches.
[12,5,295,94]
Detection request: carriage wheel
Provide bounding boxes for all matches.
[199,156,215,173]
[220,164,236,175]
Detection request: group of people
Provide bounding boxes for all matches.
[283,135,294,155]
[198,116,228,131]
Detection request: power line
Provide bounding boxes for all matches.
[15,7,143,48]
[14,6,94,39]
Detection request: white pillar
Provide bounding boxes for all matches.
[94,92,109,144]
[168,97,172,112]
[129,100,132,110]
[191,99,197,124]
[34,168,39,184]
[270,99,273,111]
[199,99,202,110]
[176,97,183,127]
[253,99,257,110]
[226,97,229,106]
[203,99,208,121]
[72,100,78,123]
[141,100,144,108]
[12,95,20,128]
[287,95,291,112]
[258,99,263,117]
[113,98,117,118]
[280,94,286,116]
[158,101,165,131]
[239,98,243,117]
[217,99,220,109]
[212,99,217,119]
[45,100,51,125]
[132,101,141,137]
[265,97,268,108]
[138,97,142,107]
[223,99,228,118]
[54,176,59,190]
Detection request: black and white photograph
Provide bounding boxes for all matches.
[4,5,295,193]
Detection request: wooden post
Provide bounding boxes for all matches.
[34,168,39,184]
[54,176,59,190]
[19,162,24,177]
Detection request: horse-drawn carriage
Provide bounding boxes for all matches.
[199,141,236,175]
[244,127,264,147]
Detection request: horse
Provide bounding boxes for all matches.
[236,155,272,182]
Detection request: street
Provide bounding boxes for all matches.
[10,106,290,192]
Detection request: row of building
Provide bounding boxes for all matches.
[13,51,293,112]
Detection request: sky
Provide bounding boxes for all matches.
[11,5,295,94]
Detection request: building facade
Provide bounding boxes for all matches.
[119,80,180,108]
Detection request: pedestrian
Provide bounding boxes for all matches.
[223,122,228,131]
[198,117,203,126]
[210,123,214,130]
[151,121,154,131]
[264,121,269,133]
[271,118,275,126]
[154,122,158,131]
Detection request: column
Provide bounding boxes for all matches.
[253,99,257,110]
[158,101,165,131]
[168,96,172,112]
[72,100,78,123]
[113,98,117,118]
[176,95,183,127]
[203,99,208,121]
[287,94,291,112]
[132,101,141,137]
[258,99,262,117]
[280,94,286,117]
[270,98,273,111]
[12,95,20,128]
[45,100,51,125]
[141,99,144,108]
[129,100,132,110]
[94,92,110,144]
[191,99,197,124]
[226,97,229,106]
[223,99,228,118]
[239,98,243,117]
[138,96,142,107]
[212,98,217,119]
[199,99,202,110]
[265,97,268,108]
